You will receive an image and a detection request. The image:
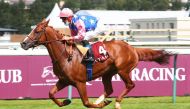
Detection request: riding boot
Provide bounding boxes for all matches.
[81,40,89,47]
[81,40,94,62]
[83,49,94,62]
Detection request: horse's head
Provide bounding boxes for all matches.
[21,19,50,50]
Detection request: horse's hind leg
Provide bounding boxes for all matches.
[76,82,110,108]
[49,79,70,107]
[115,68,135,109]
[94,73,114,105]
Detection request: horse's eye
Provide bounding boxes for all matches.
[34,30,38,33]
[34,28,40,33]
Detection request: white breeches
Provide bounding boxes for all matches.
[84,22,105,41]
[84,28,103,40]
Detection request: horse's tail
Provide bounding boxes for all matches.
[135,48,172,65]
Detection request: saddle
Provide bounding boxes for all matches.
[76,44,89,56]
[79,41,109,63]
[66,40,109,63]
[65,41,109,81]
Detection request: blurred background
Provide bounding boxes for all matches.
[0,0,190,105]
[1,0,190,42]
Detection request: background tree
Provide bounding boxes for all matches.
[29,0,59,25]
[63,0,80,12]
[107,0,126,10]
[124,0,141,10]
[92,0,107,9]
[0,0,12,28]
[171,0,183,10]
[139,0,153,10]
[152,0,170,11]
[80,0,94,10]
[0,0,188,34]
[10,0,27,33]
[185,1,190,11]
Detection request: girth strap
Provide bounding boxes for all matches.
[86,62,93,81]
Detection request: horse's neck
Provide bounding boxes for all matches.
[45,28,67,64]
[47,41,65,61]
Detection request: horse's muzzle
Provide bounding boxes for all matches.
[20,42,29,50]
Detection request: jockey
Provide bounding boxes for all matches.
[59,8,100,61]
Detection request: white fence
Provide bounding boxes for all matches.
[96,29,190,42]
[0,41,190,55]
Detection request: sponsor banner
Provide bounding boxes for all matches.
[0,56,29,99]
[0,55,190,99]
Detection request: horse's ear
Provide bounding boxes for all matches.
[46,19,50,24]
[45,19,50,26]
[41,18,46,23]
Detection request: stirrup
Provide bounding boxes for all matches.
[83,56,94,62]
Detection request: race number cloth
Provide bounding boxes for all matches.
[91,42,109,62]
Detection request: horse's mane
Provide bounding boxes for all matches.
[46,26,81,56]
[47,26,63,39]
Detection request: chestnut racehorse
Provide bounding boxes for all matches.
[20,20,172,109]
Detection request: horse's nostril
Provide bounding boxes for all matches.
[20,42,26,47]
[21,42,26,45]
[20,42,29,50]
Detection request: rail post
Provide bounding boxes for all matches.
[172,54,178,103]
[68,85,72,100]
[168,29,172,41]
[129,30,135,41]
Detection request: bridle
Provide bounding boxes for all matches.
[27,26,62,47]
[27,25,71,63]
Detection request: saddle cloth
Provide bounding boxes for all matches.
[91,41,109,62]
[76,41,109,62]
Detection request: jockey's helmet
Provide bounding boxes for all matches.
[59,8,73,18]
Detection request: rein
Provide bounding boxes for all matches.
[27,26,71,64]
[38,28,71,46]
[27,27,65,46]
[51,41,71,64]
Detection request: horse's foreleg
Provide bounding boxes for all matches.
[76,82,110,108]
[49,80,70,107]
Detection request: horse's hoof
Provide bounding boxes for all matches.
[104,99,112,106]
[62,99,71,106]
[115,102,121,109]
[97,100,112,108]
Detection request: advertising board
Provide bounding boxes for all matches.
[0,55,189,99]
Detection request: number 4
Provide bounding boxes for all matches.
[99,46,107,55]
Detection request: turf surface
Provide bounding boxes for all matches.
[0,96,190,109]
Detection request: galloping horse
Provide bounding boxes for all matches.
[21,20,172,109]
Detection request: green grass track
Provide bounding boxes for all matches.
[0,96,190,109]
